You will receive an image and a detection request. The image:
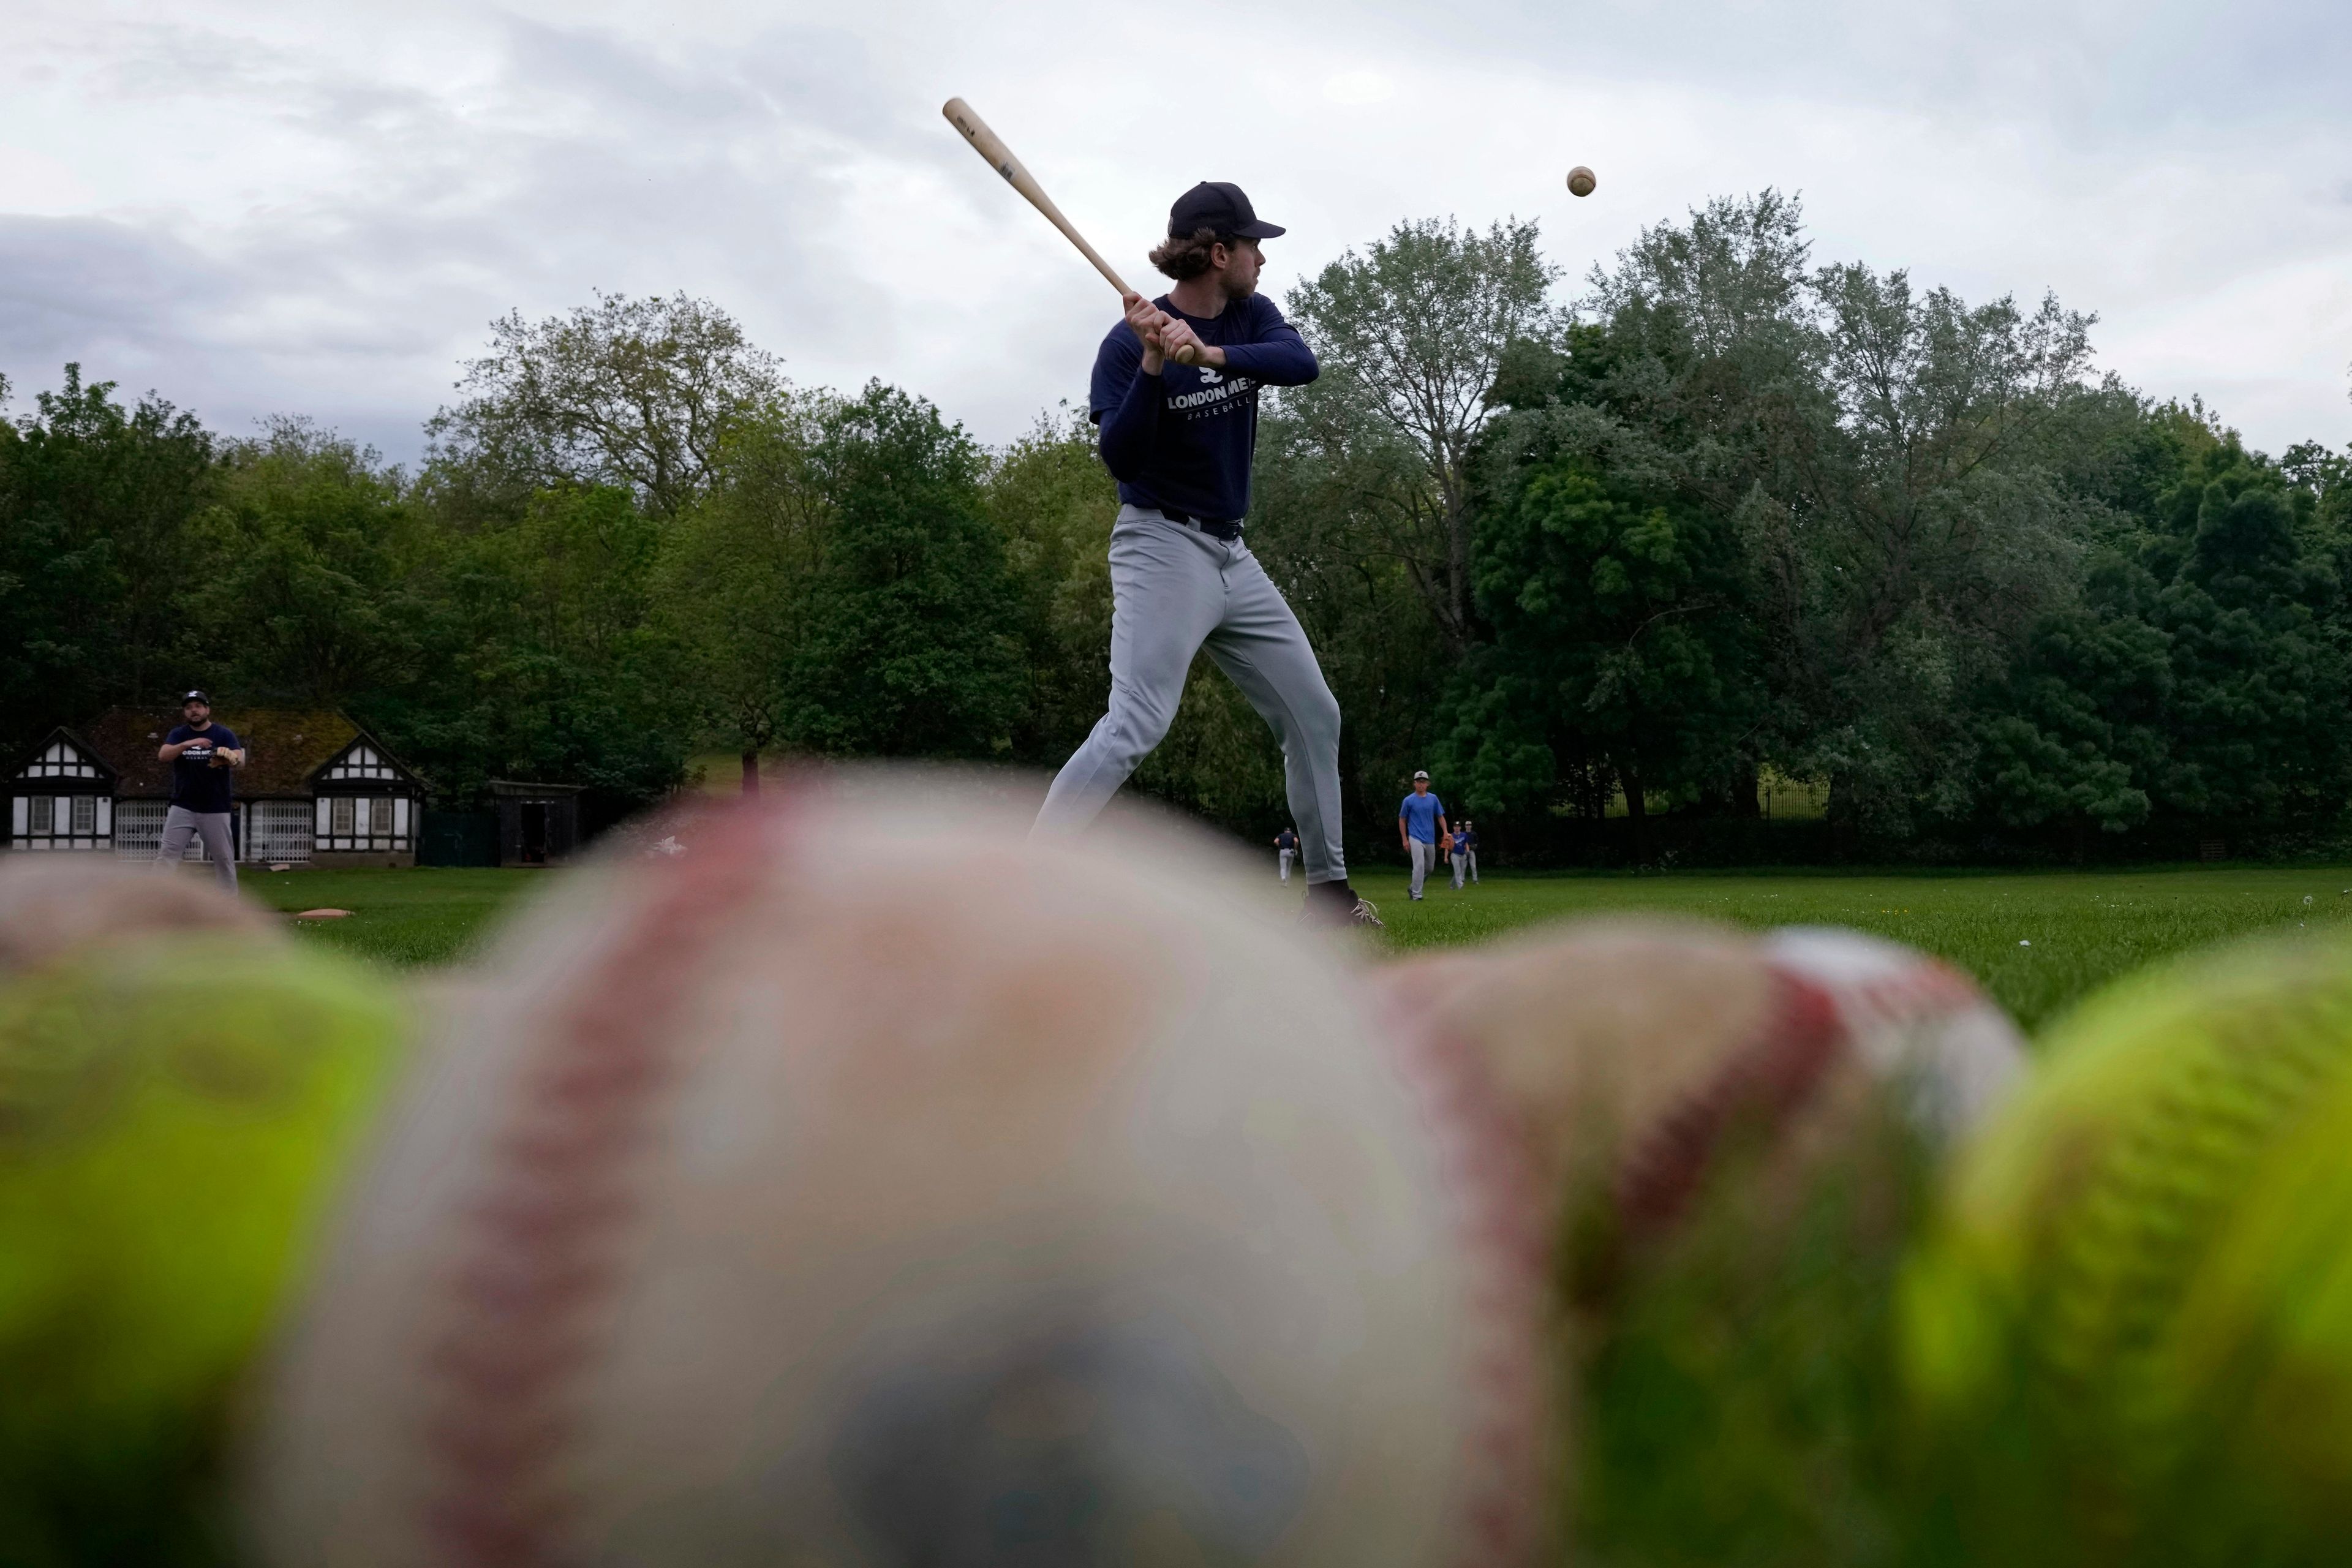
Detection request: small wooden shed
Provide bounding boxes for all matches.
[488,780,583,867]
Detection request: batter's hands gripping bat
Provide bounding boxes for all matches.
[942,97,1132,298]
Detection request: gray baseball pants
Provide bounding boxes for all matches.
[1451,849,1466,889]
[1408,839,1436,899]
[158,806,238,891]
[1036,508,1348,884]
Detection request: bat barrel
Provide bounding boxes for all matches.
[942,97,1131,298]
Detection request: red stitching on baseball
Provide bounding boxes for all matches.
[1615,967,1848,1239]
[1381,989,1551,1567]
[415,795,790,1567]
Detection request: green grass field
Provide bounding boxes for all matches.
[247,861,2352,1035]
[1349,862,2352,1030]
[242,867,542,967]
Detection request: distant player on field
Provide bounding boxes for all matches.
[1033,181,1379,929]
[1398,771,1448,902]
[1274,825,1299,883]
[155,689,244,891]
[1455,820,1479,885]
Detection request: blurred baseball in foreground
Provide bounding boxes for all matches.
[1382,921,2023,1562]
[1566,165,1597,197]
[0,861,404,1567]
[1901,929,2352,1567]
[247,783,1548,1566]
[0,854,274,980]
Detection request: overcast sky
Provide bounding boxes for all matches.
[4,0,2349,466]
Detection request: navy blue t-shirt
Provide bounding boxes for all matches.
[1090,292,1318,524]
[1399,791,1446,844]
[166,723,239,814]
[1276,829,1298,852]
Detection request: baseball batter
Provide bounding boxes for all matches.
[1033,181,1379,928]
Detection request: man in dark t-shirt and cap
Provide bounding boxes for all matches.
[1033,180,1379,929]
[156,690,244,890]
[1273,826,1299,884]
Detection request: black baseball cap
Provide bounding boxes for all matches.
[181,689,211,706]
[1169,181,1284,241]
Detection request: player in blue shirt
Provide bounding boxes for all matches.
[1397,771,1448,902]
[1033,182,1379,929]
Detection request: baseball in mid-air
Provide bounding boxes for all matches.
[1567,165,1597,197]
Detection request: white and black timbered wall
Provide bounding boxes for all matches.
[9,738,112,851]
[313,741,417,854]
[8,719,426,863]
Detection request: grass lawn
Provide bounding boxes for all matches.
[244,859,2352,1035]
[1344,862,2352,1031]
[241,866,542,967]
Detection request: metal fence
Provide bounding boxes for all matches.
[248,799,314,864]
[107,799,316,863]
[110,799,187,860]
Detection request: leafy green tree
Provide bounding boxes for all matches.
[0,366,215,752]
[979,407,1116,766]
[1446,454,1758,852]
[1250,407,1466,854]
[652,398,832,790]
[782,383,1025,758]
[1281,217,1561,649]
[2147,451,2348,821]
[184,420,424,706]
[376,481,687,813]
[1975,557,2171,837]
[426,292,786,519]
[1477,194,1826,828]
[1777,269,2109,837]
[1966,421,2351,846]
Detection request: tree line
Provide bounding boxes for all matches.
[3,195,2347,862]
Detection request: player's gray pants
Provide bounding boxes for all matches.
[1037,508,1348,884]
[1408,839,1436,899]
[158,806,238,891]
[1278,848,1295,883]
[1464,850,1478,883]
[1451,851,1466,889]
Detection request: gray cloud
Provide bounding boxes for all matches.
[2,0,2346,464]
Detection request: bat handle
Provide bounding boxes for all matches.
[1084,252,1133,298]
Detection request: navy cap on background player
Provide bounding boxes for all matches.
[1168,181,1284,240]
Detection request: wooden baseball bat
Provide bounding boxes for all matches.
[942,97,1133,297]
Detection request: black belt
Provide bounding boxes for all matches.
[1157,507,1243,543]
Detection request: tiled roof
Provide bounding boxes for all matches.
[76,706,402,798]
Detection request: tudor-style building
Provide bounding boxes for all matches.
[8,733,116,851]
[5,707,426,867]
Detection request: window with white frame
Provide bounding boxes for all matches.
[314,790,415,854]
[29,797,51,834]
[72,796,95,834]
